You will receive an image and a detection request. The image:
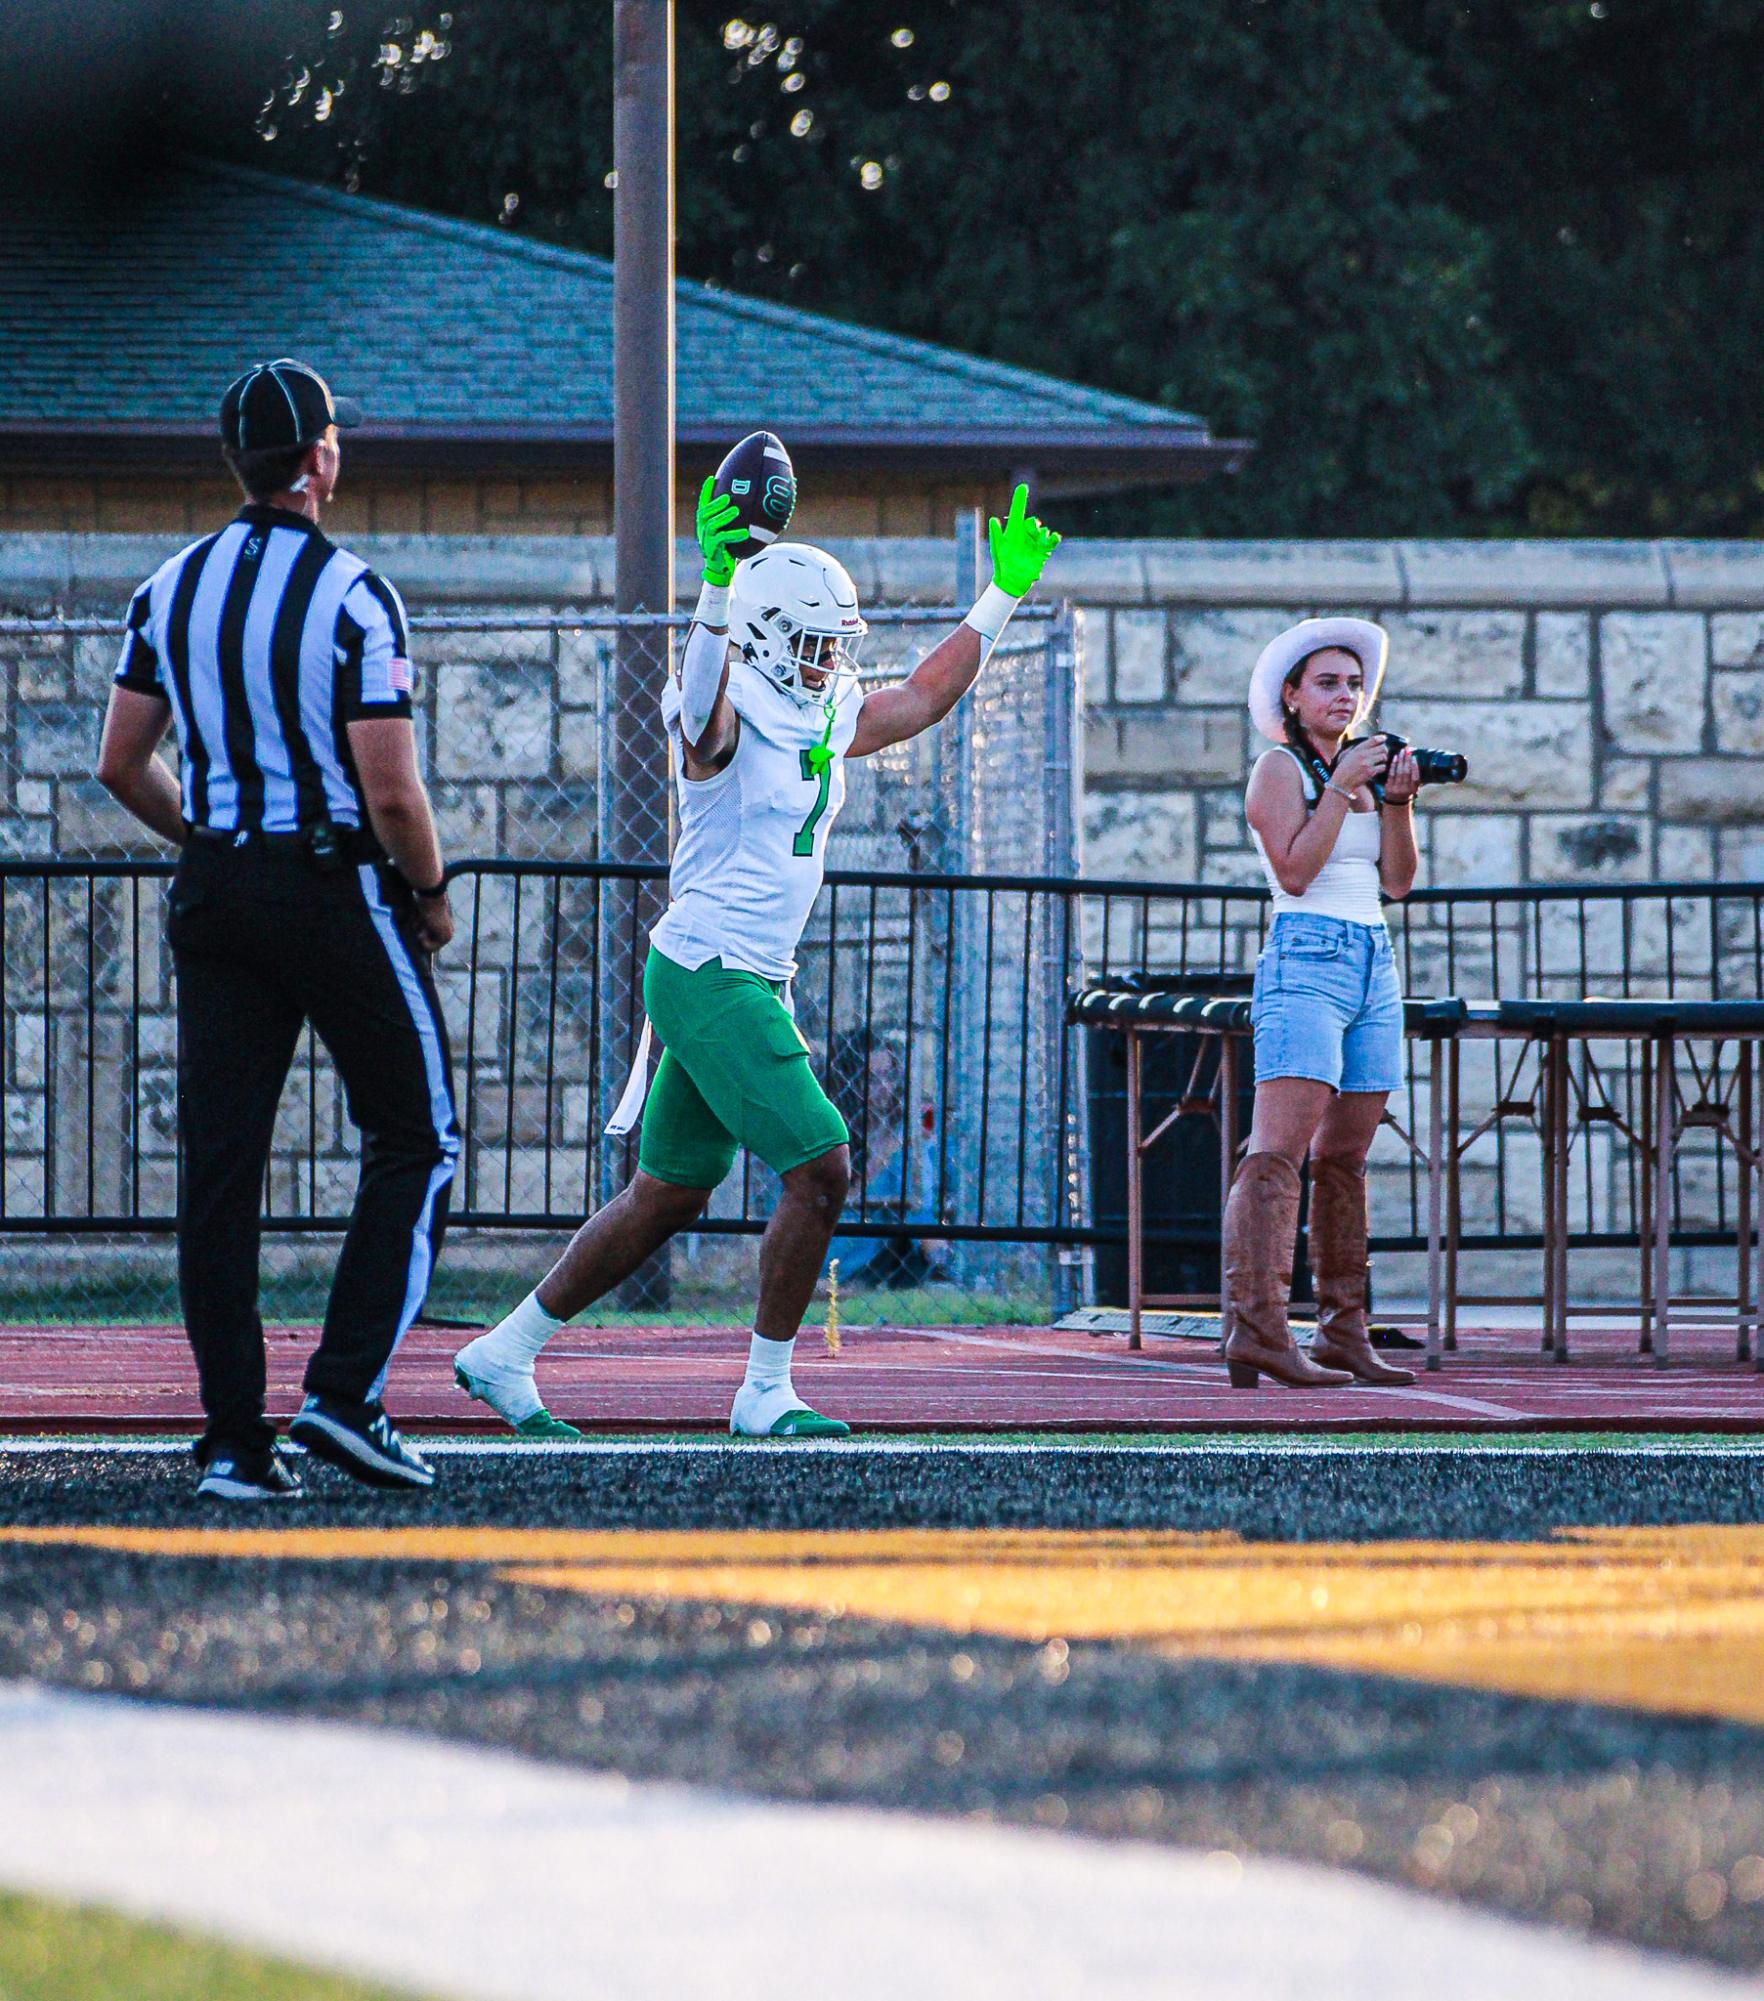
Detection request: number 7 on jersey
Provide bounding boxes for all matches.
[793,749,832,857]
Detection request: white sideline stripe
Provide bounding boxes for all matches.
[886,1330,1525,1414]
[544,1351,1233,1381]
[0,1687,1737,2001]
[895,1324,1207,1370]
[3,1436,1763,1460]
[1375,1388,1532,1420]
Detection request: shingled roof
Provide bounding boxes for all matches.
[0,157,1243,488]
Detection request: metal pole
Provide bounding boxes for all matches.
[1744,1040,1760,1368]
[1426,1032,1444,1372]
[613,0,675,774]
[609,0,674,1304]
[953,506,984,606]
[1639,1038,1654,1353]
[1444,1036,1461,1352]
[1220,1032,1240,1343]
[1654,1033,1674,1367]
[1544,1048,1560,1360]
[1539,1038,1557,1355]
[1738,1043,1754,1362]
[1125,1030,1143,1351]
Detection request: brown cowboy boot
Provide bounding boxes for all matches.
[1222,1153,1352,1389]
[1308,1156,1414,1386]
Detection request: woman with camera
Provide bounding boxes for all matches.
[1224,619,1422,1390]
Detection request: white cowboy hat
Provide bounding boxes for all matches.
[1248,618,1389,744]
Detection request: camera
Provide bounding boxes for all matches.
[1375,731,1468,790]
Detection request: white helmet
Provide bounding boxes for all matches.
[728,542,867,707]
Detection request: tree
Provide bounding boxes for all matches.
[234,0,1756,536]
[1386,0,1764,534]
[680,2,1533,536]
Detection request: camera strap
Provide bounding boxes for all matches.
[1286,736,1391,812]
[1282,742,1337,812]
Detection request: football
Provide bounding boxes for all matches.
[710,430,796,558]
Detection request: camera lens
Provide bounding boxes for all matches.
[1412,748,1469,785]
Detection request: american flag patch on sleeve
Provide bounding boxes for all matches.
[388,657,414,694]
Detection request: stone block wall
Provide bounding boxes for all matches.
[1073,546,1764,896]
[16,529,1759,886]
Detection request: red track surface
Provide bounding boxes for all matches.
[1,1318,1761,1433]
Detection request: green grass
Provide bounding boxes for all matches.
[0,1275,1051,1331]
[0,1890,439,2001]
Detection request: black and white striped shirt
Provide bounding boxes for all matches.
[115,504,414,834]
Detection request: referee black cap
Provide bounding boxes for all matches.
[220,359,363,453]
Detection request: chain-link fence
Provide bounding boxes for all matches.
[0,606,1083,1328]
[0,606,1074,866]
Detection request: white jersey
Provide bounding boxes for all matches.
[650,654,863,980]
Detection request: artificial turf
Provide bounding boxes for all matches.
[9,1444,1764,1973]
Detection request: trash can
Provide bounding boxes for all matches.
[1085,973,1258,1309]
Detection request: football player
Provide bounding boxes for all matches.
[454,482,1058,1438]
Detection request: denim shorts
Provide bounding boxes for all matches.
[1251,913,1403,1095]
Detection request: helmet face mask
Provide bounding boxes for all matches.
[729,543,868,708]
[774,620,863,702]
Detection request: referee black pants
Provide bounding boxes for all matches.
[167,839,460,1459]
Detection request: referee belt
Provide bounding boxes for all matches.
[186,823,386,864]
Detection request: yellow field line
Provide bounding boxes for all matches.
[12,1522,1764,1726]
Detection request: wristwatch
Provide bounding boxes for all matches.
[410,878,447,900]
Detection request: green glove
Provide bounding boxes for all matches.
[696,475,744,588]
[987,483,1060,597]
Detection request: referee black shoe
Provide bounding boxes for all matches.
[195,1443,304,1503]
[288,1394,436,1491]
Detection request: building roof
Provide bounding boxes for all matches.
[0,157,1244,487]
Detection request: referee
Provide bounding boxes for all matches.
[96,359,459,1500]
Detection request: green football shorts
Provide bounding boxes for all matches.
[637,947,849,1190]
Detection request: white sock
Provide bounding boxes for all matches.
[480,1289,565,1369]
[742,1331,795,1394]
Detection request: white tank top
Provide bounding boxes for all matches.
[650,656,863,981]
[1249,746,1385,926]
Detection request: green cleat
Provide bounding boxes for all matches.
[729,1379,851,1438]
[513,1409,585,1442]
[757,1407,851,1439]
[452,1357,581,1440]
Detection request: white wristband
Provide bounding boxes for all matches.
[963,582,1022,646]
[694,579,730,628]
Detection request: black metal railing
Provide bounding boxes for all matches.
[5,857,1764,1261]
[437,859,1083,1246]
